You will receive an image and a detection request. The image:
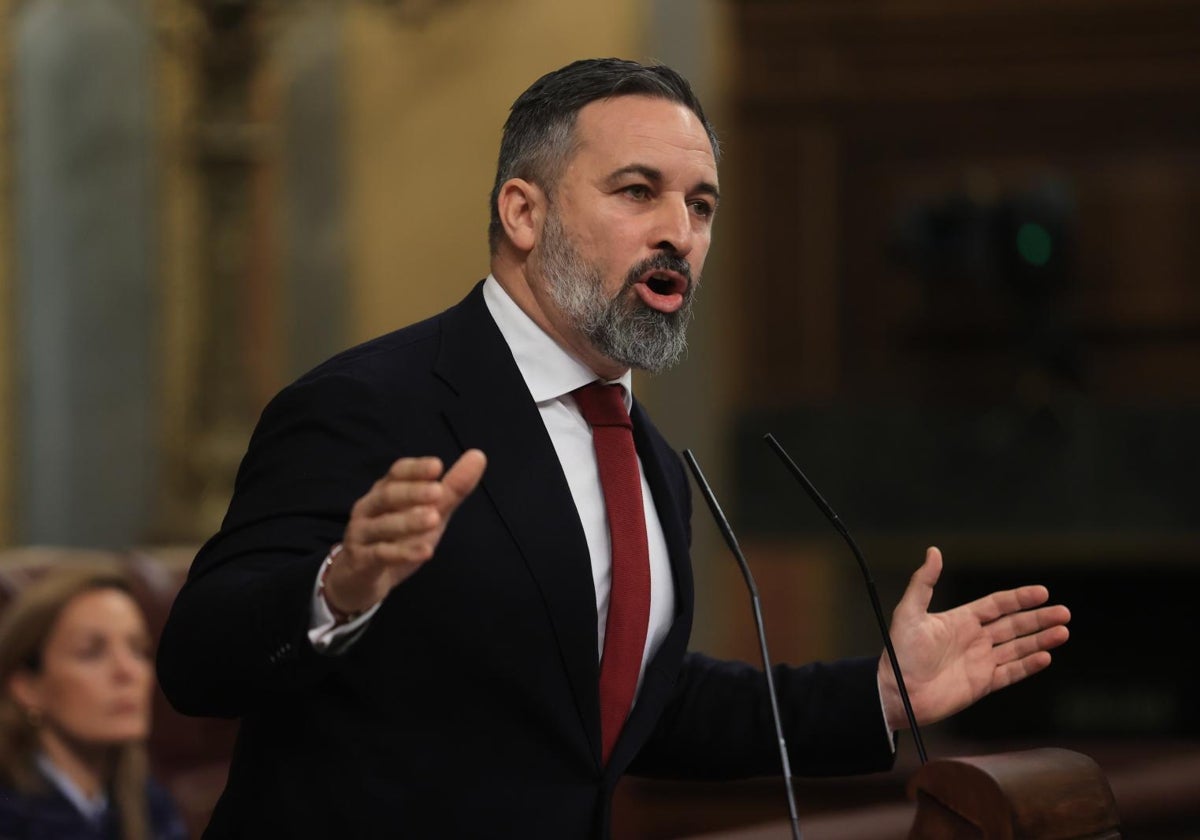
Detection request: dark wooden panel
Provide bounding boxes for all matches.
[728,0,1200,406]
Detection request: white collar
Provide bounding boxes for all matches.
[36,752,108,824]
[482,275,634,410]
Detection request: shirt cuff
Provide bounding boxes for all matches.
[878,672,898,753]
[307,556,382,653]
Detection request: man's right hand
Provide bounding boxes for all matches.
[323,449,488,615]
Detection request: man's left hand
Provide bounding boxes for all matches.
[878,546,1071,730]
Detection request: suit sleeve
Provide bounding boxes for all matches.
[630,446,895,780]
[629,652,896,779]
[156,373,398,718]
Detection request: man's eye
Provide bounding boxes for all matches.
[624,185,651,200]
[690,200,715,218]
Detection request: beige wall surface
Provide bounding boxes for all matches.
[0,0,12,544]
[342,1,643,341]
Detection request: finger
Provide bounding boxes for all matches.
[355,480,443,519]
[968,584,1052,625]
[350,538,436,567]
[991,650,1054,692]
[377,479,444,512]
[991,624,1070,667]
[893,546,942,621]
[438,449,487,514]
[385,456,445,482]
[353,507,442,546]
[985,604,1071,646]
[344,505,441,563]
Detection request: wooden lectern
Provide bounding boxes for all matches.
[906,749,1121,839]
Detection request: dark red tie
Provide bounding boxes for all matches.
[573,382,651,765]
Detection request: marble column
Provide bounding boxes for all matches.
[13,0,156,546]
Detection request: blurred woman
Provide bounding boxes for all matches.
[0,566,186,839]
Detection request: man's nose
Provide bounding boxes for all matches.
[651,198,695,256]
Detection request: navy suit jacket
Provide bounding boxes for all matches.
[0,776,186,840]
[157,282,894,839]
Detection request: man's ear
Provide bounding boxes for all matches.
[497,178,545,253]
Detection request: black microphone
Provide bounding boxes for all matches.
[763,433,929,765]
[682,449,803,840]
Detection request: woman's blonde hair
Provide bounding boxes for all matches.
[0,564,151,840]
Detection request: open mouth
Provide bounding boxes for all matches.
[634,268,690,314]
[646,274,679,296]
[641,269,688,297]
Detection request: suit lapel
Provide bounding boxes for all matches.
[434,285,603,763]
[432,285,698,772]
[631,401,694,622]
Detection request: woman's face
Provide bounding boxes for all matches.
[16,588,153,746]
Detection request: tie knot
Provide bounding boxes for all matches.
[573,382,631,429]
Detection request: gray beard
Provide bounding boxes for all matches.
[539,210,694,373]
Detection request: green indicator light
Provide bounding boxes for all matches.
[1016,222,1053,267]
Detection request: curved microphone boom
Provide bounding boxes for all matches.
[763,433,929,766]
[682,449,803,840]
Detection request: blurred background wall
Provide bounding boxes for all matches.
[0,0,727,539]
[1,0,1198,821]
[721,0,1200,753]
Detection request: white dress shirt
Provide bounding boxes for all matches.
[310,276,676,694]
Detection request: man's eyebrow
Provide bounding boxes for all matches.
[605,164,721,202]
[695,181,721,203]
[605,164,663,186]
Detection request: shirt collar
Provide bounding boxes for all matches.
[36,752,108,824]
[482,274,633,410]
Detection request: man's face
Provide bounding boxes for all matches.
[528,95,719,375]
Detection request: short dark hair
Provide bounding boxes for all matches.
[487,58,720,254]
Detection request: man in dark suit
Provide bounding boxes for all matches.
[157,59,1070,838]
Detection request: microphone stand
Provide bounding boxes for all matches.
[682,449,803,840]
[763,433,929,766]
